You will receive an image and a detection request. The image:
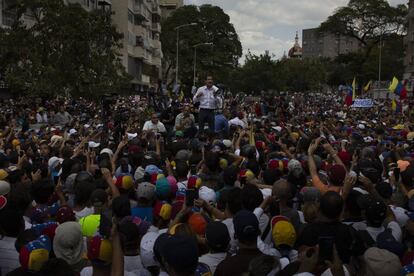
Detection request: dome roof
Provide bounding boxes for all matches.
[288,31,302,58]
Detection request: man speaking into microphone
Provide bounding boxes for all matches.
[193,75,219,134]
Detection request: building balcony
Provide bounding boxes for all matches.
[152,4,161,15]
[151,22,161,33]
[127,44,145,59]
[152,39,161,49]
[152,56,162,68]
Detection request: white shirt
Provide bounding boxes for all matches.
[36,113,48,123]
[199,252,226,274]
[193,85,219,110]
[222,217,237,255]
[0,236,20,275]
[365,221,402,242]
[142,121,166,133]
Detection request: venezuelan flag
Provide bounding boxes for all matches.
[345,86,353,106]
[389,77,399,93]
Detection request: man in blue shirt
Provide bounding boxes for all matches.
[215,109,230,138]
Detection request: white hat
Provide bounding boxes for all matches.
[96,124,103,128]
[127,132,138,140]
[364,136,374,143]
[272,126,282,132]
[0,180,10,196]
[69,129,77,136]
[48,157,63,170]
[51,135,63,143]
[222,139,232,148]
[84,124,90,129]
[100,148,113,157]
[198,186,216,204]
[358,124,365,130]
[88,141,101,148]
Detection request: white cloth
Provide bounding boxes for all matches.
[365,221,402,242]
[0,236,20,275]
[193,85,219,110]
[222,217,237,255]
[142,121,166,133]
[198,252,226,274]
[390,205,409,227]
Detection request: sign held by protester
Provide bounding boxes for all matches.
[352,99,374,108]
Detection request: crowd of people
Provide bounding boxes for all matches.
[0,75,414,276]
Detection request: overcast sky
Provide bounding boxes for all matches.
[184,0,407,60]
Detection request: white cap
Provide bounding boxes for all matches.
[127,132,138,140]
[100,148,113,157]
[198,186,216,204]
[222,139,232,148]
[84,124,90,129]
[51,135,63,143]
[364,136,374,143]
[0,180,10,196]
[69,129,77,136]
[272,126,282,132]
[48,157,63,170]
[88,141,101,148]
[358,124,365,130]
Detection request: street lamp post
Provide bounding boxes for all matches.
[193,42,213,87]
[175,23,198,85]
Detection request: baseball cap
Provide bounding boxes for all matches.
[233,210,259,242]
[88,141,101,148]
[79,214,100,237]
[48,157,63,171]
[153,201,172,221]
[134,167,145,182]
[0,180,10,196]
[205,222,230,251]
[155,177,171,200]
[53,222,84,265]
[175,131,184,138]
[222,139,232,149]
[188,213,208,235]
[327,164,346,186]
[300,187,321,203]
[115,175,134,190]
[272,220,296,248]
[145,165,162,175]
[160,234,199,273]
[90,189,108,208]
[136,182,155,201]
[187,175,202,189]
[0,195,7,209]
[100,148,113,158]
[19,236,51,271]
[364,247,402,276]
[87,235,112,265]
[198,186,216,204]
[0,169,9,180]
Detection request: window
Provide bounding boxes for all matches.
[128,10,134,24]
[128,31,135,45]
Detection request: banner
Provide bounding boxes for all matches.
[351,99,374,108]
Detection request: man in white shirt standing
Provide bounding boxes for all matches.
[142,113,167,134]
[193,75,219,134]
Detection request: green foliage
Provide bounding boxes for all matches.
[0,0,131,99]
[228,52,328,93]
[161,4,242,87]
[319,0,407,74]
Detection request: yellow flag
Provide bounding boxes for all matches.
[389,77,399,93]
[392,99,397,111]
[364,80,372,92]
[352,77,356,100]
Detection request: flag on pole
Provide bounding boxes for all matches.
[389,77,399,93]
[392,99,397,112]
[352,77,356,100]
[363,80,372,92]
[400,80,408,99]
[345,86,353,106]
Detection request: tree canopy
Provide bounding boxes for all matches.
[161,4,242,88]
[0,0,131,98]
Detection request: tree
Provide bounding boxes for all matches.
[319,0,407,72]
[161,4,242,88]
[0,0,131,98]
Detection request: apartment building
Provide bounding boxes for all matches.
[1,0,162,91]
[302,28,361,59]
[160,0,183,18]
[112,0,162,90]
